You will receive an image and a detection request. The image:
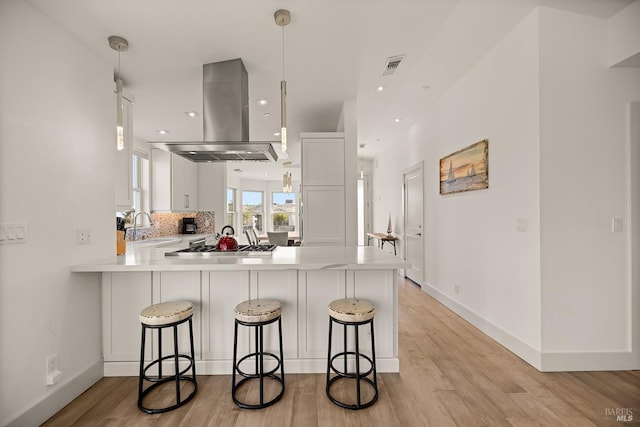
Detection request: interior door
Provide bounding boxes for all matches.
[403,163,424,285]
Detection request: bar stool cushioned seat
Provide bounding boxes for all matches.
[232,299,285,409]
[326,298,378,410]
[138,300,197,414]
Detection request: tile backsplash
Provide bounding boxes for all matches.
[125,211,216,240]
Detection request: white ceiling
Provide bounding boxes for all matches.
[26,0,633,180]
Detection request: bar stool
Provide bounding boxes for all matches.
[232,299,285,409]
[326,298,378,410]
[138,301,197,414]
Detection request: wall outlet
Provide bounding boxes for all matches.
[76,229,92,245]
[612,217,623,233]
[46,354,62,385]
[516,218,528,232]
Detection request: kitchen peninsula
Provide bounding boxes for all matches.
[71,245,408,376]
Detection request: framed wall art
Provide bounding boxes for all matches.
[439,139,488,195]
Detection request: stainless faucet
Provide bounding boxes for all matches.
[132,212,154,241]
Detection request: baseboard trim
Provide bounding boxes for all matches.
[420,283,542,370]
[541,351,635,372]
[5,359,103,427]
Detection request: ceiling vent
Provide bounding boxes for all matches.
[383,55,405,76]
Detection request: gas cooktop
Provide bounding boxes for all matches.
[165,244,278,257]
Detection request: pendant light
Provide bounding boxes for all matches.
[283,171,292,193]
[109,36,128,151]
[274,9,291,153]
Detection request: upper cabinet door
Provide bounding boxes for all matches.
[151,150,198,212]
[302,136,345,186]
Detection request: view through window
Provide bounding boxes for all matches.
[227,188,236,229]
[272,192,297,232]
[242,191,264,233]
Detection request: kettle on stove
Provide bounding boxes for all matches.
[216,225,239,251]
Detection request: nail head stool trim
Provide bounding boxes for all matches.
[138,300,197,414]
[232,299,285,409]
[326,298,378,410]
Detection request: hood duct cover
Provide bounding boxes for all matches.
[150,58,278,162]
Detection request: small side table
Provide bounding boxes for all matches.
[367,232,397,256]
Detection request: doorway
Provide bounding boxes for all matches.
[403,162,424,285]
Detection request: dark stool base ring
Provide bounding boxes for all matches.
[326,316,378,410]
[232,315,285,409]
[138,317,197,414]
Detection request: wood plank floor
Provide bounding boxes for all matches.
[43,278,640,427]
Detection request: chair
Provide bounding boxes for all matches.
[267,231,289,246]
[249,228,261,245]
[244,229,256,245]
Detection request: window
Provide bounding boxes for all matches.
[272,192,297,232]
[227,188,236,229]
[242,191,264,233]
[132,150,150,226]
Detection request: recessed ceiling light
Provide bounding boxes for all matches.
[377,85,385,92]
[258,98,269,106]
[394,118,401,123]
[273,131,281,137]
[264,172,268,176]
[156,129,169,135]
[264,112,271,117]
[185,111,198,117]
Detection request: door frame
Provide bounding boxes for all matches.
[402,161,424,285]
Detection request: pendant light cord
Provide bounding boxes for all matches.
[281,26,285,81]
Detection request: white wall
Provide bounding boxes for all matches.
[424,9,542,361]
[0,1,113,424]
[371,5,640,371]
[539,7,640,369]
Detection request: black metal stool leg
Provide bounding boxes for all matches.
[173,324,181,404]
[231,315,285,409]
[355,324,361,407]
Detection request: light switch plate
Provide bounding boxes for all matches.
[0,223,27,245]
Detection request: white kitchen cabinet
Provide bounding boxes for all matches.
[302,136,345,186]
[171,154,198,212]
[298,270,346,359]
[102,272,152,362]
[254,270,298,359]
[115,98,133,210]
[150,148,198,212]
[203,271,250,360]
[302,186,345,246]
[301,133,347,246]
[153,271,202,359]
[351,269,396,358]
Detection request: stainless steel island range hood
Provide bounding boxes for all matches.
[151,59,278,162]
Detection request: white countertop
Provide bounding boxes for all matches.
[71,245,409,272]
